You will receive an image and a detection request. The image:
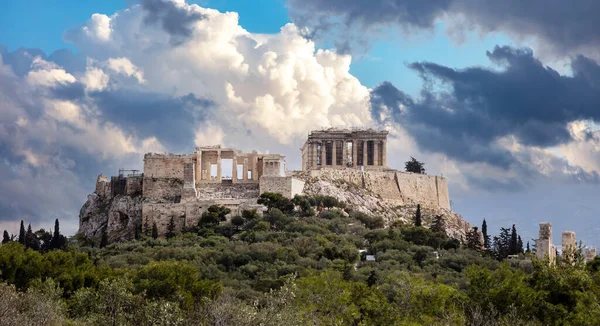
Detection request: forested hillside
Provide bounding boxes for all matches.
[1,193,600,325]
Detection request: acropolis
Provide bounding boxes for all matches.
[80,128,454,238]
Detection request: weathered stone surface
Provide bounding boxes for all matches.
[301,173,472,239]
[79,193,142,242]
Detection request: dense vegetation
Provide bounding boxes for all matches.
[1,193,600,325]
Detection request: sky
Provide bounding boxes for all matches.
[1,0,600,248]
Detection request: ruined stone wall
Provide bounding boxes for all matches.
[196,183,260,200]
[142,177,183,202]
[259,176,306,199]
[144,154,190,178]
[125,176,143,197]
[307,169,450,210]
[95,175,111,199]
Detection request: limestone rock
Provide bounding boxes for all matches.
[302,175,472,240]
[79,192,142,243]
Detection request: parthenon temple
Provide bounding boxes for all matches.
[301,128,389,171]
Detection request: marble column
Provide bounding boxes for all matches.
[362,141,368,167]
[195,150,202,182]
[373,140,379,166]
[231,154,237,182]
[321,142,326,166]
[382,140,387,167]
[243,158,248,181]
[216,150,222,181]
[352,140,358,168]
[332,140,337,167]
[342,140,347,167]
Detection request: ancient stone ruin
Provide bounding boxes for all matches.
[535,222,557,264]
[534,224,596,264]
[79,128,470,242]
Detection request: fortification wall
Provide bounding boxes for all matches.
[125,176,143,197]
[142,199,262,236]
[196,183,260,200]
[308,169,450,210]
[395,172,450,209]
[259,176,306,199]
[144,153,190,178]
[142,177,183,201]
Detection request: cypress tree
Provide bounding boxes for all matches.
[466,226,481,250]
[430,215,445,233]
[100,231,108,248]
[482,219,490,249]
[18,220,25,245]
[414,204,422,227]
[151,222,159,239]
[526,241,530,253]
[2,230,10,244]
[517,235,524,254]
[166,217,176,239]
[51,219,61,250]
[510,224,518,255]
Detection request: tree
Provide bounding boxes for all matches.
[18,220,25,246]
[143,218,150,235]
[466,227,481,251]
[526,241,531,253]
[151,222,159,239]
[404,157,425,174]
[50,219,65,250]
[199,205,231,226]
[493,227,511,259]
[430,215,445,233]
[482,219,490,249]
[510,224,518,255]
[25,224,39,251]
[367,270,379,287]
[414,204,422,227]
[166,217,176,239]
[2,230,10,244]
[100,231,108,248]
[517,235,524,254]
[257,192,294,214]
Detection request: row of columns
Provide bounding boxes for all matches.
[195,150,254,183]
[311,139,386,168]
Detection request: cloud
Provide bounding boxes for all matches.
[287,0,600,56]
[0,0,376,234]
[370,46,600,190]
[141,0,205,44]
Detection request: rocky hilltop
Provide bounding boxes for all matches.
[79,171,474,243]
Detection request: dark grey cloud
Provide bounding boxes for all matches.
[90,90,214,152]
[0,46,215,234]
[287,0,600,55]
[371,46,600,173]
[0,47,85,76]
[141,0,205,44]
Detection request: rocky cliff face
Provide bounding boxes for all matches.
[79,172,474,243]
[79,175,142,243]
[301,174,473,240]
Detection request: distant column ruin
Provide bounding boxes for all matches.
[535,222,556,264]
[562,231,577,263]
[301,128,388,171]
[586,248,597,262]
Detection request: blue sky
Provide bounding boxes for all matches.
[1,0,600,248]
